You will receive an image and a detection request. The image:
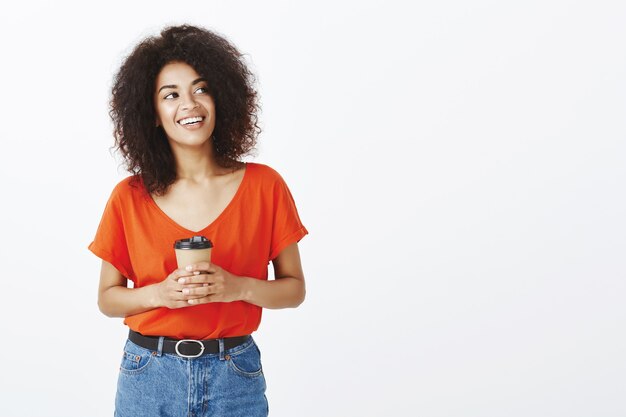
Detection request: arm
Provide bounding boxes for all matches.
[97,260,196,317]
[181,242,306,309]
[241,242,306,309]
[97,261,157,318]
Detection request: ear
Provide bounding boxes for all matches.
[155,117,161,127]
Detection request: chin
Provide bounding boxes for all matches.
[168,136,211,148]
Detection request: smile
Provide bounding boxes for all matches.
[178,116,205,126]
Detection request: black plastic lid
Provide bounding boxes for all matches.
[174,236,213,250]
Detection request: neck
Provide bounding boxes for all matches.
[169,140,223,182]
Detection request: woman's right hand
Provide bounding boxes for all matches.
[152,267,198,309]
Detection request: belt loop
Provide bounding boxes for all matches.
[156,336,165,357]
[218,338,225,360]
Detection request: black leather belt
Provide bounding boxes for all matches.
[128,329,250,358]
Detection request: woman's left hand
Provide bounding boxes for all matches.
[178,262,246,305]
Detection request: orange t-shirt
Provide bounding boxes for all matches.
[88,162,308,339]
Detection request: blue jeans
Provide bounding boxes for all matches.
[114,335,269,417]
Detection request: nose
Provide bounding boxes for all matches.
[181,93,199,111]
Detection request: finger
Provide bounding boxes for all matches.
[180,274,215,285]
[186,295,214,305]
[181,283,205,289]
[185,262,211,273]
[170,268,194,282]
[171,300,191,309]
[170,289,188,301]
[182,285,215,298]
[172,284,203,298]
[175,272,204,285]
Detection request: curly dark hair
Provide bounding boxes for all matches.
[109,24,261,195]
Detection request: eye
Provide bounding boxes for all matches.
[194,86,209,94]
[164,92,178,100]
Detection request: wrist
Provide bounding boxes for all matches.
[240,276,256,303]
[144,284,162,309]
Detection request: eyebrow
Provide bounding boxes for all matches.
[158,78,208,93]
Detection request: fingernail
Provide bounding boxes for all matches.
[185,265,193,271]
[182,289,189,295]
[178,278,185,284]
[193,271,200,275]
[188,299,195,304]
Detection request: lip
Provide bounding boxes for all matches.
[176,115,206,129]
[177,113,205,122]
[178,119,205,130]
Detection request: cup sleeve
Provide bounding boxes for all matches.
[88,188,134,281]
[268,176,308,261]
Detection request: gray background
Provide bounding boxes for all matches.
[0,0,624,416]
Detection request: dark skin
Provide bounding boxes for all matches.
[97,62,305,317]
[98,242,305,316]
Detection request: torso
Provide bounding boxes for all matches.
[150,164,246,233]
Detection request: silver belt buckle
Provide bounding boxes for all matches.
[175,339,205,358]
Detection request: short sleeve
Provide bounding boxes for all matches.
[88,185,134,281]
[268,175,308,261]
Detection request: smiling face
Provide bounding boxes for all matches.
[154,61,216,148]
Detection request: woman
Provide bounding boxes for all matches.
[89,24,307,417]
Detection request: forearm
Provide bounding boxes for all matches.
[98,285,159,318]
[241,276,305,309]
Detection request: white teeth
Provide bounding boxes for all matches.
[179,116,203,125]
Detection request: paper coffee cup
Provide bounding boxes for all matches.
[174,236,213,270]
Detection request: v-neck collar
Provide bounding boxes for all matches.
[144,163,251,234]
